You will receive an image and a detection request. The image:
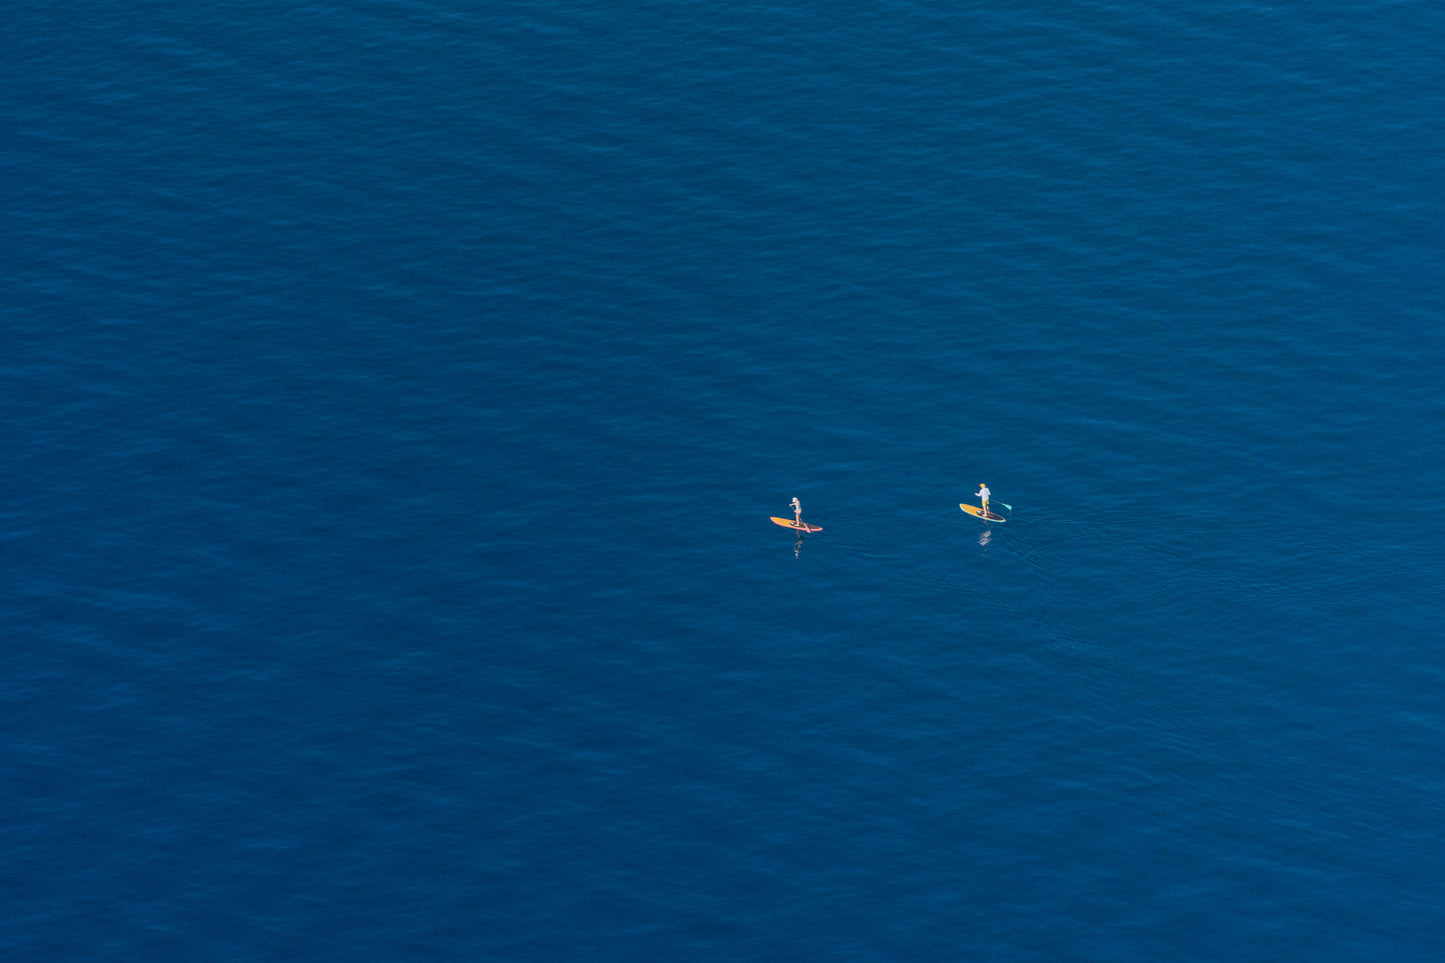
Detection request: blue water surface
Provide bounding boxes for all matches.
[6,0,1444,959]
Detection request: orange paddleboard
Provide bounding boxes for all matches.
[770,516,823,532]
[959,504,1006,522]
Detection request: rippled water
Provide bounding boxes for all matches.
[7,1,1444,959]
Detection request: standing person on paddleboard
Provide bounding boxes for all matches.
[770,500,821,533]
[975,484,991,517]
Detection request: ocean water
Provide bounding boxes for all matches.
[6,0,1444,959]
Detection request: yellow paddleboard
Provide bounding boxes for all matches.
[770,516,822,532]
[959,504,1005,522]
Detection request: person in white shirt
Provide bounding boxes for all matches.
[975,484,991,516]
[790,497,803,527]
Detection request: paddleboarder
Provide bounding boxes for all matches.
[769,500,821,533]
[975,483,991,517]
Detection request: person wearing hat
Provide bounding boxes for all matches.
[975,483,991,517]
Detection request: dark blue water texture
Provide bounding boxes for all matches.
[5,0,1444,959]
